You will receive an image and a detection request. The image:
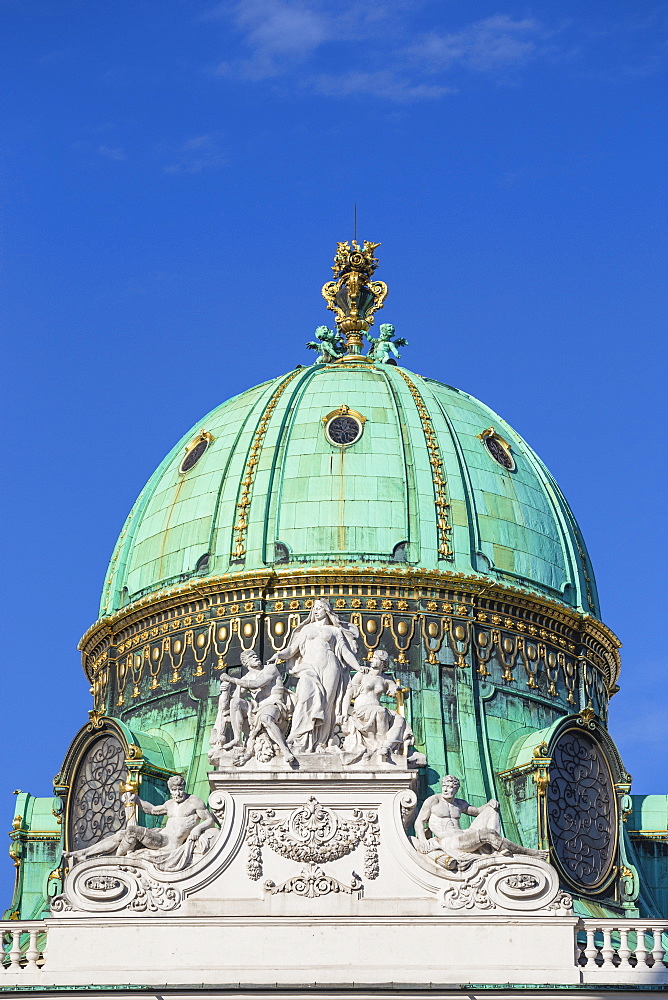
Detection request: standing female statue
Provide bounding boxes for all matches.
[268,598,361,752]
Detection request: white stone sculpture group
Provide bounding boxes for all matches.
[59,598,550,899]
[208,598,421,768]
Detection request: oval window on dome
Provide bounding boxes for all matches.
[179,433,213,474]
[480,427,515,471]
[323,406,366,447]
[547,728,617,891]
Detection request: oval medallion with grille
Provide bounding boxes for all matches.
[68,734,126,853]
[547,728,616,890]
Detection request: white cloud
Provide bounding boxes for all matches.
[163,133,227,174]
[97,144,127,162]
[316,70,454,102]
[213,0,333,79]
[211,0,410,81]
[206,4,564,101]
[72,137,128,163]
[405,15,545,74]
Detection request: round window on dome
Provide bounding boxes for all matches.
[324,408,365,447]
[179,433,213,474]
[480,427,515,471]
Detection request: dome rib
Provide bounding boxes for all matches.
[421,376,484,573]
[230,369,303,564]
[391,366,454,563]
[261,365,327,567]
[204,377,282,573]
[375,365,420,564]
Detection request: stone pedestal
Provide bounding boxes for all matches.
[197,761,421,916]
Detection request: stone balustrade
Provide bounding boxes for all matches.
[578,919,668,982]
[1,921,47,976]
[2,917,668,988]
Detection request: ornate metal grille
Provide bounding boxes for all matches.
[68,735,125,852]
[326,415,362,446]
[547,729,616,889]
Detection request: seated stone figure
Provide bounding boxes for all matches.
[64,774,216,872]
[341,650,415,762]
[414,774,549,870]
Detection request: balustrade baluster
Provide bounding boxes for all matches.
[8,930,21,970]
[601,927,615,968]
[635,927,649,969]
[618,926,631,968]
[651,927,665,968]
[25,930,39,970]
[584,926,599,967]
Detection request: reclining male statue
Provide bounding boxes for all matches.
[64,774,216,872]
[414,774,549,871]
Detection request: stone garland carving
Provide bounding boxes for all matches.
[123,866,181,912]
[265,864,362,898]
[246,796,380,882]
[440,868,499,911]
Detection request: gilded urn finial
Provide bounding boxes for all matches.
[321,240,388,355]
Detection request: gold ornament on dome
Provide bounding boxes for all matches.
[321,240,388,355]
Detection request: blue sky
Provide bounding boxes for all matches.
[1,1,666,903]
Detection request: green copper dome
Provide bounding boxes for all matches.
[100,360,599,619]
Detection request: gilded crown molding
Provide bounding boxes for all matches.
[79,566,620,702]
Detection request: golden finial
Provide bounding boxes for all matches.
[321,240,388,355]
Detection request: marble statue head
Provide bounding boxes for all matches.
[167,774,187,802]
[308,597,344,628]
[240,649,261,669]
[370,649,389,672]
[312,598,332,621]
[441,775,461,798]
